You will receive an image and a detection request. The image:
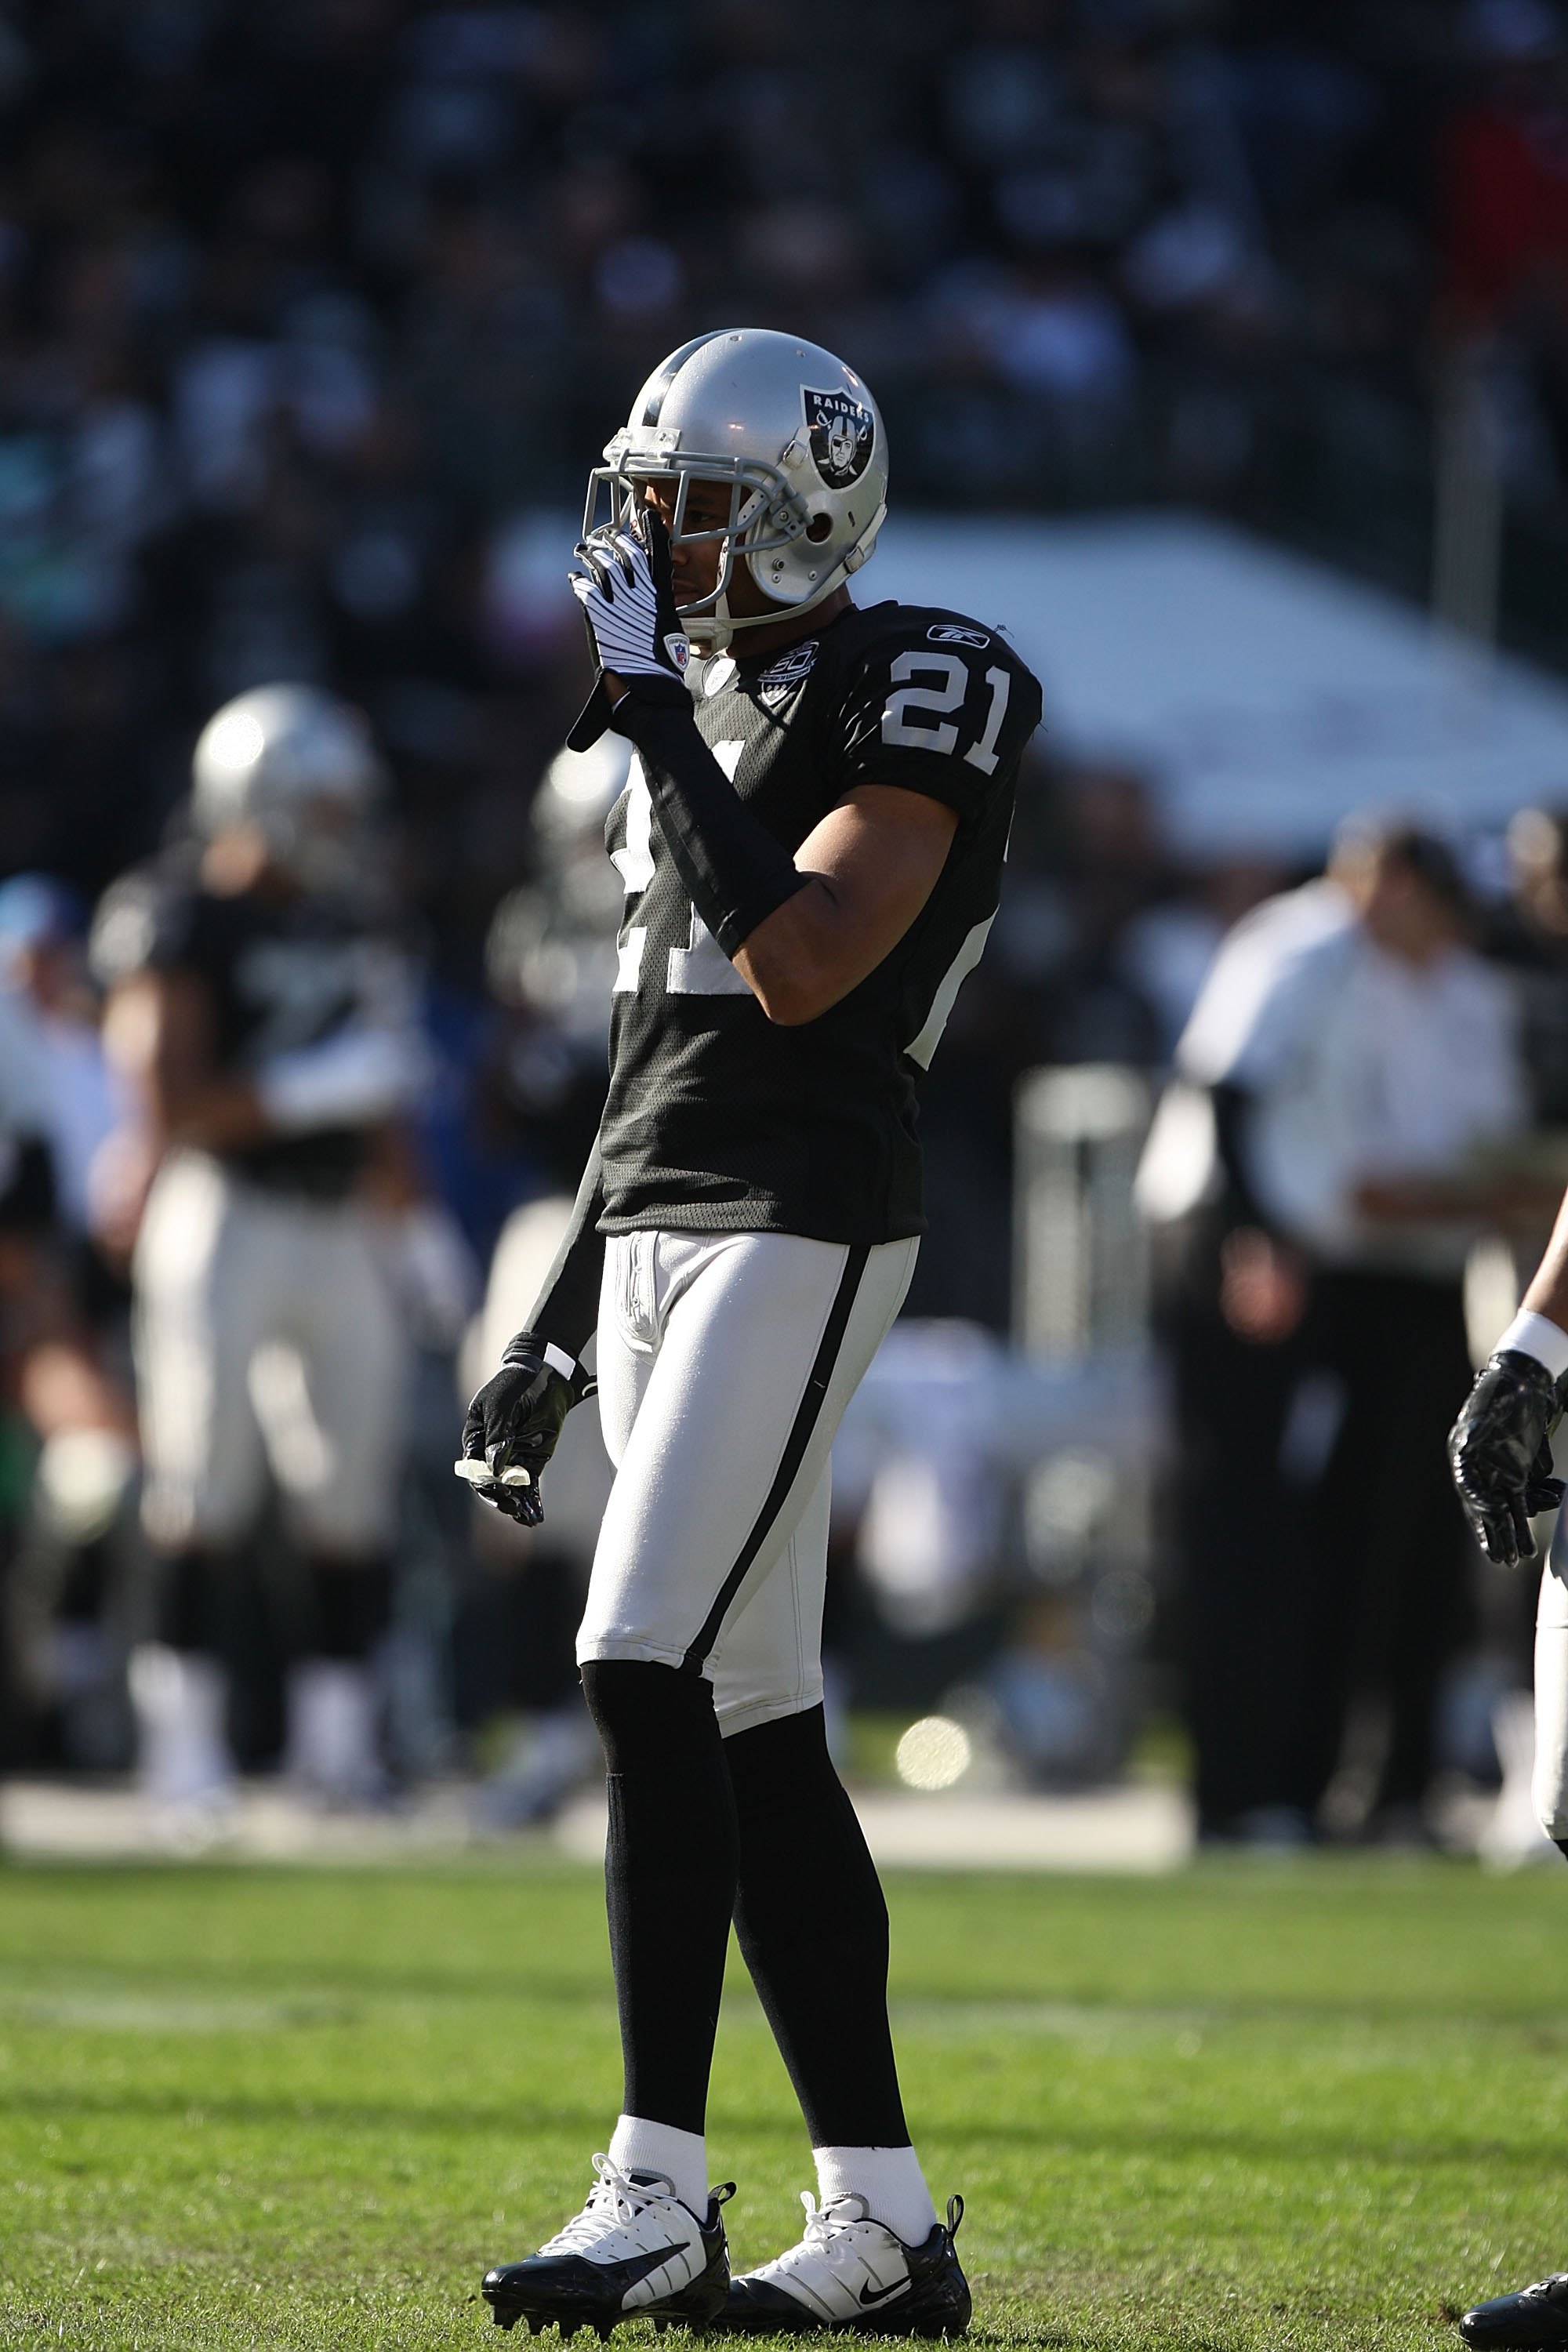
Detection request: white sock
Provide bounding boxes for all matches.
[285,1659,383,1803]
[814,2145,938,2247]
[608,2114,708,2216]
[128,1643,234,1806]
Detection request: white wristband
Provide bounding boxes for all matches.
[1497,1310,1568,1381]
[543,1342,577,1382]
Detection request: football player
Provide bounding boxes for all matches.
[1450,1196,1568,2347]
[459,328,1040,2339]
[92,685,424,1816]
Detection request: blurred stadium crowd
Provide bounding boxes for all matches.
[6,0,1568,906]
[4,0,1568,1838]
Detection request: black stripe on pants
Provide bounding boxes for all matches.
[681,1243,869,1672]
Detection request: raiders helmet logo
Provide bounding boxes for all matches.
[803,387,874,490]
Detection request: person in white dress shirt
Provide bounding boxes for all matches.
[1142,821,1527,1840]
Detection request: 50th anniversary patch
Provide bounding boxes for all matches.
[803,386,874,488]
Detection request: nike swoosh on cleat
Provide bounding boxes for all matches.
[858,2278,912,2307]
[610,2241,691,2293]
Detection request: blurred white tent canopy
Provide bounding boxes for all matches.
[873,512,1568,858]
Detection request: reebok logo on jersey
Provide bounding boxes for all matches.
[928,623,989,648]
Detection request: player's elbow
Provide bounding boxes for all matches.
[734,938,840,1025]
[750,975,827,1026]
[742,948,848,1025]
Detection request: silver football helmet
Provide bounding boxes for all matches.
[190,684,385,888]
[585,328,888,651]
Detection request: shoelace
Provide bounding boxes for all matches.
[793,2192,879,2280]
[543,2156,677,2256]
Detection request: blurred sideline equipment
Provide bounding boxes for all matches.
[1009,1066,1155,1779]
[464,327,1039,2339]
[1014,1065,1150,1357]
[91,682,423,1818]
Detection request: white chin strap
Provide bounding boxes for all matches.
[683,488,886,653]
[684,555,859,655]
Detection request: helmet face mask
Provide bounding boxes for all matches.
[583,450,805,642]
[583,328,887,652]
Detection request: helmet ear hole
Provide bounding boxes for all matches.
[805,513,833,543]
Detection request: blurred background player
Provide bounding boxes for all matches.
[459,734,622,1829]
[90,684,424,1819]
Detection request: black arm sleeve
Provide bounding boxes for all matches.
[612,695,809,957]
[0,1136,55,1235]
[524,1140,607,1364]
[1209,1082,1273,1232]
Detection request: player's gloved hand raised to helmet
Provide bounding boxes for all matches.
[1448,1348,1568,1567]
[456,1331,595,1530]
[566,505,691,750]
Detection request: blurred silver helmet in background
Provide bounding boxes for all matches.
[191,684,386,888]
[586,327,888,651]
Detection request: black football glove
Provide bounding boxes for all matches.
[566,506,691,751]
[1448,1348,1568,1567]
[456,1330,595,1530]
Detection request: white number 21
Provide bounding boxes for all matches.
[880,654,1011,775]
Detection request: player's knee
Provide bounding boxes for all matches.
[580,1657,715,1773]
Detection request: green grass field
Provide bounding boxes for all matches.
[2,1853,1568,2352]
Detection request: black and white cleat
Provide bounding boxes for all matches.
[1461,2275,1568,2350]
[482,2158,732,2340]
[714,2191,971,2337]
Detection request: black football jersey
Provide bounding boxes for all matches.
[91,846,415,1198]
[597,597,1042,1243]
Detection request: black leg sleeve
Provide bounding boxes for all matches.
[726,1704,909,2148]
[307,1556,394,1661]
[580,1660,738,2136]
[154,1548,230,1654]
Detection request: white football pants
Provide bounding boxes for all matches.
[1534,1516,1568,1841]
[134,1151,408,1555]
[579,1229,917,1737]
